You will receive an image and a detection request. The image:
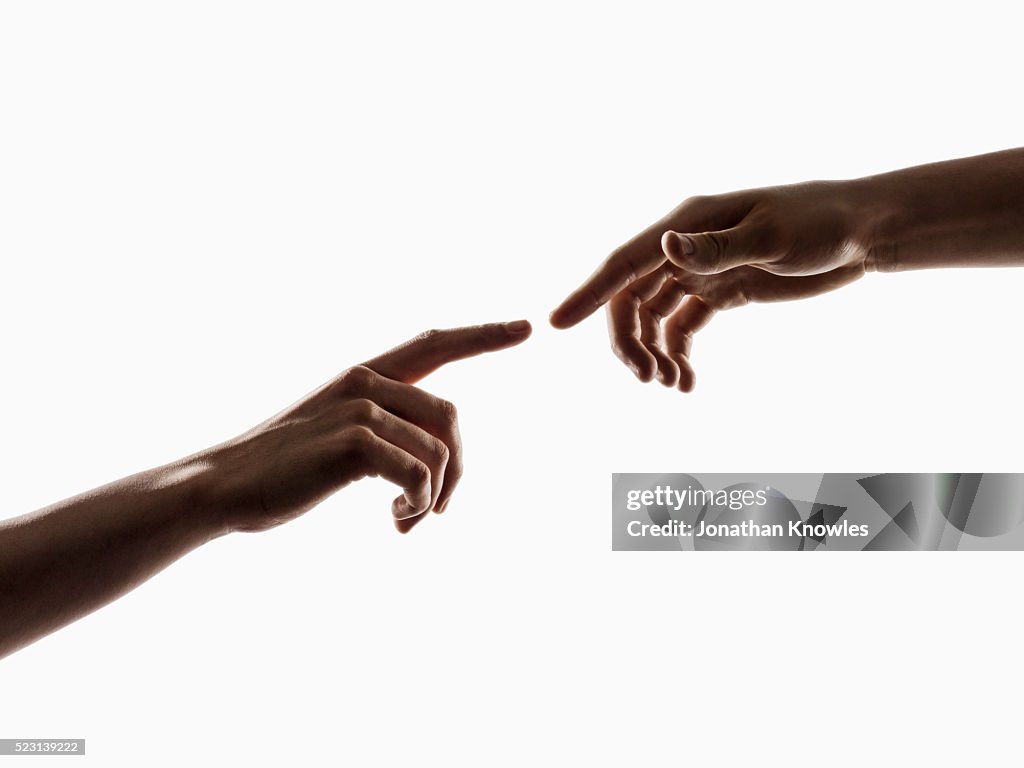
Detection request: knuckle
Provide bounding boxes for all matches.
[431,438,450,463]
[337,364,375,394]
[438,398,459,424]
[610,340,632,365]
[446,455,464,484]
[445,431,463,464]
[621,253,640,281]
[412,460,431,487]
[414,328,443,345]
[702,232,726,269]
[706,230,726,254]
[609,247,639,280]
[344,425,376,453]
[639,303,662,323]
[348,397,379,424]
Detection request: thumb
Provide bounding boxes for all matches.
[661,226,762,275]
[364,320,532,384]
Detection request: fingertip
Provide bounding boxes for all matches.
[645,345,680,388]
[504,319,532,340]
[393,496,426,521]
[662,231,711,273]
[661,231,684,262]
[615,341,658,383]
[548,306,577,330]
[649,359,669,386]
[551,287,603,329]
[634,359,656,383]
[395,510,428,533]
[655,362,679,388]
[479,319,532,350]
[661,230,700,268]
[674,356,696,392]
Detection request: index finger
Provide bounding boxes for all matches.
[364,320,532,384]
[549,229,666,330]
[549,192,757,329]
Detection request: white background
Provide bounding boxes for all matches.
[1,1,1022,765]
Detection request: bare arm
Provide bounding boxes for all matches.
[0,320,532,659]
[859,148,1024,271]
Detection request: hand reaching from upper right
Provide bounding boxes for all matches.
[550,149,1024,392]
[550,181,874,391]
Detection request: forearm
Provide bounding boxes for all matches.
[857,148,1024,272]
[0,321,529,660]
[0,457,228,659]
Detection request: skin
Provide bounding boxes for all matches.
[0,320,531,660]
[550,148,1024,391]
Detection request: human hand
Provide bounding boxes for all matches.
[203,321,531,534]
[550,181,875,391]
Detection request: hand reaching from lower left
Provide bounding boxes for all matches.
[210,321,532,534]
[0,320,531,659]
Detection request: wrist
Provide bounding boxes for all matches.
[181,434,317,535]
[152,454,239,539]
[846,173,905,274]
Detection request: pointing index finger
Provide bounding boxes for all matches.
[364,320,532,384]
[549,233,666,330]
[549,193,757,329]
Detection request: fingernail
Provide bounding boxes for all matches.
[435,498,450,514]
[676,234,696,255]
[506,320,531,334]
